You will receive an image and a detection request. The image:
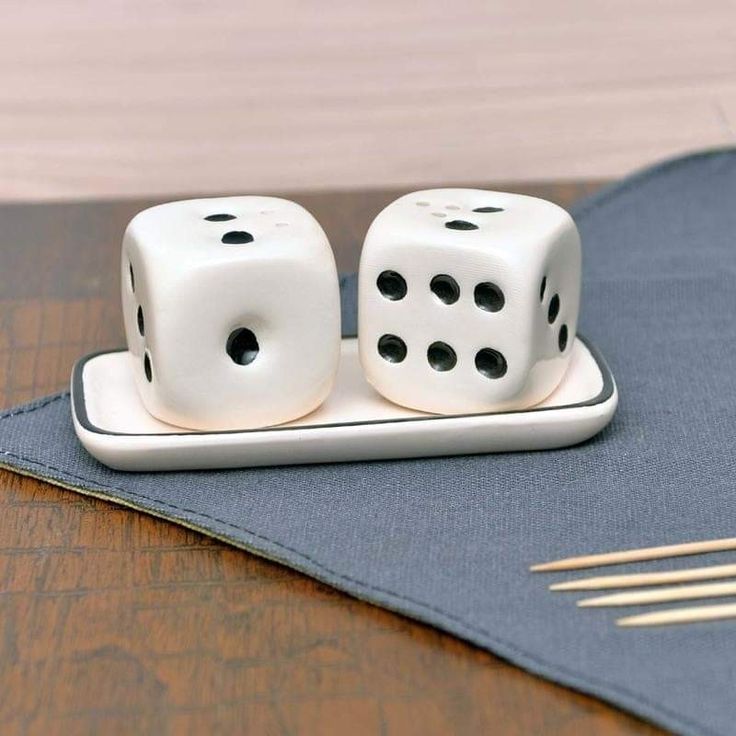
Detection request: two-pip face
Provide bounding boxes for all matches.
[357,189,581,415]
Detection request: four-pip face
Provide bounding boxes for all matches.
[357,188,581,415]
[121,196,341,431]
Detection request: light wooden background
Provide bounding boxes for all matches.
[0,0,735,202]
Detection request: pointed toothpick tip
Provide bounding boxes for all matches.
[616,616,642,627]
[529,561,569,572]
[549,579,588,591]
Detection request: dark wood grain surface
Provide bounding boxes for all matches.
[0,181,666,735]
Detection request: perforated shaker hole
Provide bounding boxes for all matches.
[475,348,507,379]
[431,212,447,218]
[474,282,504,312]
[416,201,430,207]
[540,276,547,301]
[559,324,569,352]
[136,306,145,336]
[275,222,289,227]
[205,213,236,222]
[143,352,153,382]
[376,270,407,301]
[548,294,560,323]
[221,231,254,245]
[129,263,135,292]
[378,334,407,363]
[473,206,504,213]
[430,275,460,305]
[226,328,259,365]
[445,204,461,211]
[427,342,457,372]
[445,220,478,231]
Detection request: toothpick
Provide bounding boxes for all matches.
[530,537,736,572]
[579,581,736,608]
[550,563,736,591]
[617,602,736,627]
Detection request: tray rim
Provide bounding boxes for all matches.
[71,334,616,438]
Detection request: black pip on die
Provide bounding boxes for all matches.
[121,196,341,430]
[358,189,581,415]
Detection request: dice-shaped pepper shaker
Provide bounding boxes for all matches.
[358,189,581,415]
[121,196,341,430]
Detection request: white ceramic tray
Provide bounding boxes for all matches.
[71,337,617,471]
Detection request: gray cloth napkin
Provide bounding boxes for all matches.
[2,149,736,736]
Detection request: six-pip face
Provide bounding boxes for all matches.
[357,188,581,415]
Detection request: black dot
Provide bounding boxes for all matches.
[129,263,135,292]
[559,324,569,352]
[445,220,479,231]
[548,294,560,323]
[378,334,407,363]
[226,328,259,365]
[143,352,152,382]
[475,348,507,379]
[430,274,460,304]
[376,270,407,301]
[474,282,504,312]
[472,206,504,213]
[221,231,254,245]
[427,342,457,372]
[205,213,236,222]
[539,276,547,301]
[137,306,145,336]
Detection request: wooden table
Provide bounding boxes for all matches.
[0,182,665,735]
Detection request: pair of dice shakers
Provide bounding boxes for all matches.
[122,189,581,432]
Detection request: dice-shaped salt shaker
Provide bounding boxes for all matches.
[358,189,581,414]
[121,196,341,430]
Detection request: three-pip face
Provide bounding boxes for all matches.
[121,196,341,431]
[358,188,581,415]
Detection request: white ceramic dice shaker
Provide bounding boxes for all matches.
[121,196,341,430]
[358,189,581,415]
